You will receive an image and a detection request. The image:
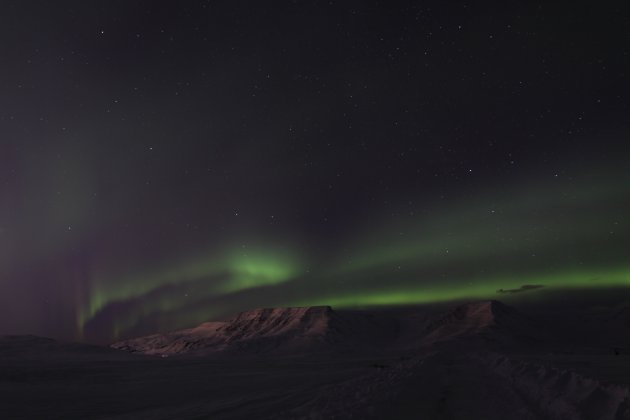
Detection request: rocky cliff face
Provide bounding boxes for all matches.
[219,306,334,342]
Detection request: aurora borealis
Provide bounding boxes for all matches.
[1,1,629,343]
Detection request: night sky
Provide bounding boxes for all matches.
[2,1,629,343]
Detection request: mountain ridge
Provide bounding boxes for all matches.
[111,300,540,356]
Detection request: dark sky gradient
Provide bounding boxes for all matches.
[1,1,629,343]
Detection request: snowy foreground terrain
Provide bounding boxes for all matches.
[4,298,630,419]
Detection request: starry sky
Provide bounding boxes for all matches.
[1,1,630,343]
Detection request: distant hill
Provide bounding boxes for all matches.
[0,335,133,360]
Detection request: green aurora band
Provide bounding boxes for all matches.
[78,246,304,336]
[79,175,630,341]
[292,267,630,308]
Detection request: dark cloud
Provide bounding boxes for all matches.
[497,285,545,294]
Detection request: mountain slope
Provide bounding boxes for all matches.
[421,300,543,348]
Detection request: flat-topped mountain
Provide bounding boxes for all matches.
[111,305,395,356]
[220,306,335,341]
